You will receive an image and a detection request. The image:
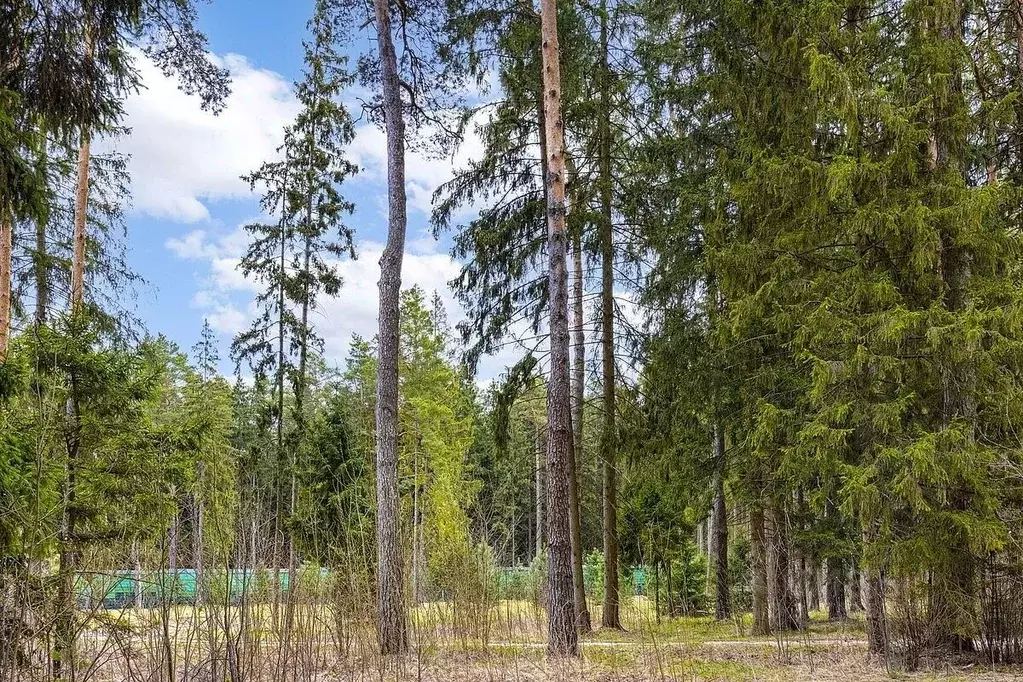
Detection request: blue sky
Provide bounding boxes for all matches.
[117,0,513,378]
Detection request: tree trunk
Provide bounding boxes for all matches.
[34,207,48,324]
[571,235,584,464]
[710,423,730,620]
[164,510,179,682]
[372,0,409,654]
[849,565,864,612]
[930,1,976,654]
[808,557,821,613]
[863,528,889,658]
[568,233,591,632]
[1017,0,1023,81]
[826,556,847,620]
[539,0,579,655]
[268,152,290,649]
[750,504,771,635]
[567,410,591,631]
[797,549,809,626]
[133,538,143,609]
[54,458,80,681]
[412,425,427,603]
[71,133,90,313]
[769,500,799,631]
[535,424,544,559]
[273,153,288,575]
[0,210,11,363]
[193,481,205,606]
[865,568,888,656]
[794,489,808,626]
[597,0,621,632]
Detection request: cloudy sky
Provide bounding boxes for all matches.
[117,0,524,380]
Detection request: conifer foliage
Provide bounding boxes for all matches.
[3,0,1023,676]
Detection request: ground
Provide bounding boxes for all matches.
[71,597,1023,681]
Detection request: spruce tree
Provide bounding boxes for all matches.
[233,0,357,581]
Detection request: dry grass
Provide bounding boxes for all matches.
[60,597,1023,682]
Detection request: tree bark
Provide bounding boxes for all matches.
[808,557,821,613]
[566,411,590,631]
[865,569,888,657]
[372,0,409,654]
[863,526,889,658]
[710,423,730,620]
[769,500,799,631]
[571,234,584,465]
[412,428,426,603]
[849,565,863,612]
[568,233,591,632]
[54,433,81,682]
[192,476,205,606]
[34,208,48,324]
[70,132,89,313]
[597,0,621,632]
[539,0,579,655]
[274,146,289,577]
[750,504,771,635]
[797,547,809,626]
[826,556,847,620]
[535,423,544,560]
[0,210,11,363]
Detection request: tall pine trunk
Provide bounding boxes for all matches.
[597,0,621,630]
[33,131,49,326]
[568,235,590,632]
[34,209,48,324]
[539,0,579,655]
[566,418,589,631]
[710,423,729,620]
[273,150,289,577]
[70,133,90,312]
[54,430,81,682]
[535,423,543,559]
[372,0,409,654]
[0,210,11,363]
[55,93,93,679]
[412,427,427,603]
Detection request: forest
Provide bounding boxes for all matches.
[2,0,1023,680]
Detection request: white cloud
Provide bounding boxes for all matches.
[110,52,300,223]
[167,229,215,259]
[317,242,463,363]
[206,304,248,336]
[167,228,470,371]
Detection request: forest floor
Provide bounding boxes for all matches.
[370,642,1023,682]
[74,598,1023,681]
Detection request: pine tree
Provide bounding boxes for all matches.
[369,0,410,652]
[539,0,578,656]
[233,1,357,586]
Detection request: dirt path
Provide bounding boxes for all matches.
[488,637,868,649]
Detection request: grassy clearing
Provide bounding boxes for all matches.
[72,597,1023,681]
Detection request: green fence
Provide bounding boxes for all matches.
[75,566,648,609]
